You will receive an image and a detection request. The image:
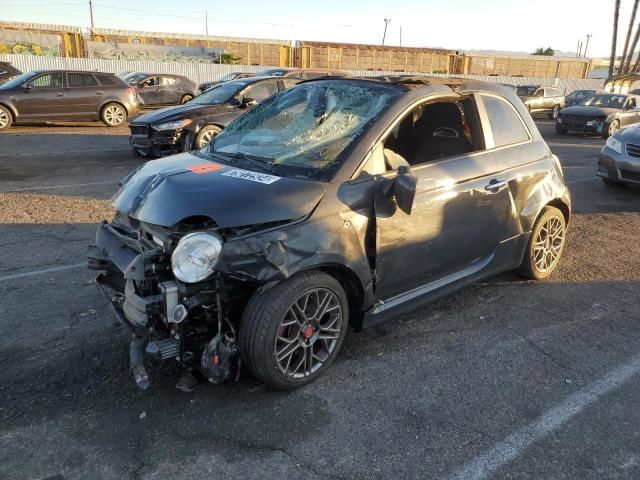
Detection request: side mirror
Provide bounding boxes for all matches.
[241,96,257,108]
[138,83,146,89]
[22,84,32,91]
[381,166,417,215]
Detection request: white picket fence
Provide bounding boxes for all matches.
[0,54,604,92]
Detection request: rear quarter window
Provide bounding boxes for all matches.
[67,73,98,87]
[95,74,117,86]
[481,95,530,147]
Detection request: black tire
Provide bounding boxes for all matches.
[180,94,193,104]
[100,102,127,127]
[602,177,627,188]
[555,124,568,135]
[193,125,222,149]
[517,206,566,281]
[548,105,560,120]
[602,119,620,139]
[239,271,349,390]
[0,105,12,131]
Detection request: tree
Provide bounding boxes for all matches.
[620,0,639,73]
[219,52,241,64]
[610,0,621,78]
[532,47,555,56]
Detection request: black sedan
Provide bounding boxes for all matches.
[565,89,596,107]
[129,76,300,157]
[555,93,640,138]
[197,72,255,94]
[598,125,640,187]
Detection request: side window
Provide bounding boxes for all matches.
[534,89,544,97]
[29,73,63,89]
[481,95,530,147]
[160,76,178,86]
[626,97,637,109]
[140,76,158,87]
[381,98,482,170]
[95,74,116,86]
[67,73,98,87]
[243,81,279,102]
[281,79,300,90]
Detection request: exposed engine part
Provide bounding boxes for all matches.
[130,336,150,390]
[200,333,238,384]
[170,304,188,324]
[145,338,179,361]
[160,281,179,324]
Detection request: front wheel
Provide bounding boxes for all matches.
[101,103,127,127]
[193,125,222,149]
[518,206,567,281]
[555,124,567,135]
[239,271,349,390]
[180,94,193,104]
[0,105,13,130]
[549,105,560,120]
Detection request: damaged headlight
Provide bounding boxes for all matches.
[171,232,223,283]
[152,119,192,131]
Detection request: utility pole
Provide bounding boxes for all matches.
[205,11,209,36]
[584,34,592,58]
[89,0,95,31]
[576,39,581,57]
[578,40,583,58]
[382,18,391,46]
[399,26,402,47]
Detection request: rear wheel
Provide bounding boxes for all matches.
[518,206,566,281]
[239,271,349,390]
[603,119,620,139]
[101,103,127,127]
[180,94,193,104]
[0,105,12,131]
[193,125,222,149]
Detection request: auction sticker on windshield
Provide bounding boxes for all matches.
[221,169,281,184]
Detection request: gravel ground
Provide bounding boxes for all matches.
[1,121,640,480]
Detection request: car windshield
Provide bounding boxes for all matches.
[0,71,37,90]
[580,94,626,108]
[258,69,288,76]
[569,90,594,99]
[218,73,239,82]
[208,79,403,181]
[125,73,149,85]
[191,81,246,104]
[516,86,537,97]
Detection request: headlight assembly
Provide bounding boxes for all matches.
[605,135,623,154]
[171,232,223,283]
[152,119,192,131]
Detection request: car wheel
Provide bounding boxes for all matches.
[555,124,567,135]
[602,177,627,188]
[239,271,349,390]
[194,125,222,149]
[180,94,193,104]
[549,105,560,120]
[518,206,566,281]
[603,119,620,139]
[0,105,13,131]
[101,103,127,127]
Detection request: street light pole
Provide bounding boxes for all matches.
[584,34,592,57]
[89,0,95,30]
[382,18,391,46]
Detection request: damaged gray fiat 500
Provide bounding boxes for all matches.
[88,77,571,390]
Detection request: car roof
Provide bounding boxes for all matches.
[30,69,117,75]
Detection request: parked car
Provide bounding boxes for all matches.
[129,76,300,156]
[257,68,349,79]
[0,69,138,130]
[516,84,539,98]
[197,72,256,94]
[0,61,21,85]
[598,125,640,186]
[556,93,640,138]
[89,76,570,390]
[565,89,597,107]
[124,72,198,106]
[520,86,566,119]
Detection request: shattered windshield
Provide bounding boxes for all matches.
[209,80,403,181]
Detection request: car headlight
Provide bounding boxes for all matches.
[605,136,623,154]
[152,119,192,131]
[171,232,223,283]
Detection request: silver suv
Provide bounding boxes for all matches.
[518,86,566,119]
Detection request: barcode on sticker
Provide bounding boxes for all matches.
[221,169,280,184]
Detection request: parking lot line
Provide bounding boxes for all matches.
[448,352,640,480]
[0,180,118,193]
[0,262,86,282]
[566,177,598,185]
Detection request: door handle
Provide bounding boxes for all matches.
[96,91,103,96]
[485,179,507,191]
[55,93,64,97]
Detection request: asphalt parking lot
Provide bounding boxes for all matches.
[1,120,640,480]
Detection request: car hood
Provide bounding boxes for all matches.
[131,102,230,124]
[112,152,327,228]
[560,105,620,117]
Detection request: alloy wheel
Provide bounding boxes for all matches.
[552,106,560,119]
[197,129,218,148]
[0,109,9,129]
[104,105,125,126]
[273,288,343,378]
[609,121,620,136]
[532,215,565,273]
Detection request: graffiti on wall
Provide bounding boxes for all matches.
[0,31,61,56]
[88,42,225,63]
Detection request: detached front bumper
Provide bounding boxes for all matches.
[598,146,640,184]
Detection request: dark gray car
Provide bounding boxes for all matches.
[125,72,197,106]
[88,76,571,390]
[598,125,640,186]
[0,69,139,130]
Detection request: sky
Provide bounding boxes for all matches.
[0,0,627,58]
